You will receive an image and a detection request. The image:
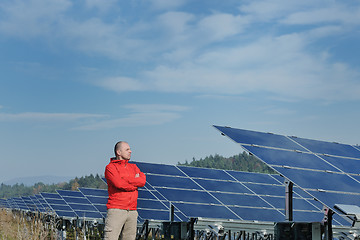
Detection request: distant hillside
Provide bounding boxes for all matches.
[3,175,75,186]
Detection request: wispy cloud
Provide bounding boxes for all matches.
[98,33,360,100]
[75,104,189,130]
[0,112,107,122]
[0,0,71,38]
[1,0,360,101]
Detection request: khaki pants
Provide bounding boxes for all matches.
[104,209,138,240]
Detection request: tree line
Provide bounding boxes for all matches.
[178,151,275,174]
[1,152,275,199]
[0,174,107,199]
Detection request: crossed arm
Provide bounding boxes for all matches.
[105,165,146,191]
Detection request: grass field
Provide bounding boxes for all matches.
[0,209,61,239]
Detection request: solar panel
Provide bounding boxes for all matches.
[78,185,185,222]
[28,195,43,212]
[213,126,306,151]
[321,155,360,175]
[40,192,77,219]
[34,194,51,213]
[289,136,360,159]
[214,125,360,226]
[10,197,29,211]
[78,187,108,218]
[0,199,8,208]
[133,161,336,224]
[56,190,103,220]
[4,198,16,209]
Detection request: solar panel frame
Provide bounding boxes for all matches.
[213,126,307,151]
[134,162,185,176]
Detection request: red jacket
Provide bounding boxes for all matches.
[105,158,146,210]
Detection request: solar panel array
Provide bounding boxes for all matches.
[1,160,354,226]
[213,125,360,225]
[134,162,350,226]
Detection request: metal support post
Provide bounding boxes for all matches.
[284,179,293,221]
[170,203,175,222]
[322,207,334,240]
[136,220,149,240]
[187,218,196,240]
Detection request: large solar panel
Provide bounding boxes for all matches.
[134,161,349,225]
[213,125,360,226]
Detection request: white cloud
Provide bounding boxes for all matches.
[75,104,189,130]
[282,4,360,26]
[2,0,360,101]
[157,11,194,36]
[97,31,360,101]
[196,13,248,41]
[0,0,71,38]
[239,0,311,22]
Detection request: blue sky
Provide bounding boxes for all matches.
[1,0,360,184]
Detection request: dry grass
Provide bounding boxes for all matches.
[0,209,16,239]
[0,209,58,240]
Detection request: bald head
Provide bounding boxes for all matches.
[114,141,132,160]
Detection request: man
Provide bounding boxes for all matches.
[104,141,146,240]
